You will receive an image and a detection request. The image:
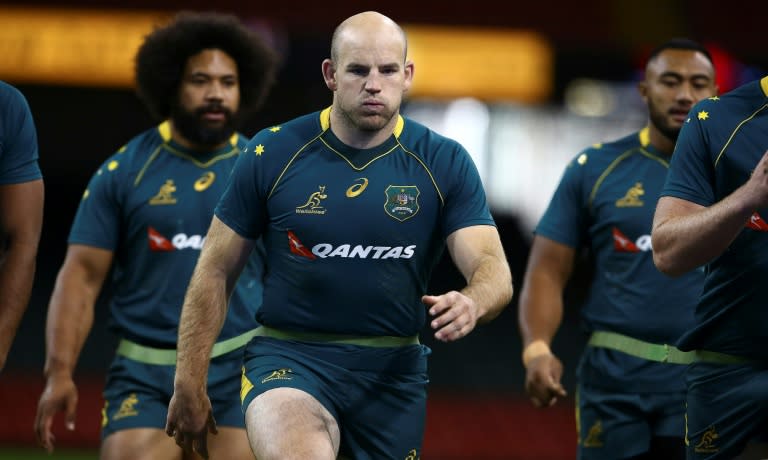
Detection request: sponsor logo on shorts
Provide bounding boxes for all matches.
[615,182,645,207]
[262,368,293,383]
[148,227,205,251]
[149,179,178,205]
[694,426,719,454]
[113,393,139,420]
[296,185,328,215]
[582,420,603,448]
[385,185,419,222]
[612,227,652,253]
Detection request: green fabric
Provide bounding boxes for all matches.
[588,331,695,364]
[254,325,419,348]
[116,328,258,365]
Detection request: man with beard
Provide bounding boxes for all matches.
[518,39,717,459]
[33,12,276,459]
[165,11,513,460]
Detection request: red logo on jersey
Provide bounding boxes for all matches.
[288,230,316,260]
[746,212,768,231]
[148,227,174,251]
[612,227,640,252]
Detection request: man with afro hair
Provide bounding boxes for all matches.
[34,11,277,459]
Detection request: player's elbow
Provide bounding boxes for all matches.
[652,250,684,277]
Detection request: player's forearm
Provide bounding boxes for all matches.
[0,240,38,369]
[653,189,754,276]
[43,273,97,378]
[461,252,513,324]
[174,263,229,391]
[518,273,564,347]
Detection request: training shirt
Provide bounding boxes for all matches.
[216,107,494,338]
[537,127,703,392]
[0,81,42,184]
[662,76,768,360]
[69,122,264,346]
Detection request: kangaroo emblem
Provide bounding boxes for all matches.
[297,186,327,211]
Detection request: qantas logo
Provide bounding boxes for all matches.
[287,231,415,260]
[746,212,768,231]
[612,227,652,253]
[147,227,205,251]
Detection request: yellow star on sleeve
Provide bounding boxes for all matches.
[269,126,281,132]
[254,144,265,156]
[697,111,709,121]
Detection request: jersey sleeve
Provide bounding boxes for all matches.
[215,131,269,240]
[0,85,42,184]
[68,154,125,250]
[535,152,590,248]
[661,108,716,206]
[438,141,495,237]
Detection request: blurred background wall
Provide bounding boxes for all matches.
[0,0,765,458]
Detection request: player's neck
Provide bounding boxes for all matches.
[647,124,675,156]
[329,110,398,150]
[169,121,230,153]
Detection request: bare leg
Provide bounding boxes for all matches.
[101,428,183,460]
[204,427,255,460]
[245,388,340,460]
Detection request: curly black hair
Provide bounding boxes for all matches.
[135,11,278,120]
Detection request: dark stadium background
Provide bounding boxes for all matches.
[0,0,765,458]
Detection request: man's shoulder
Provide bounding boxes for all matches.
[397,115,464,156]
[247,110,324,152]
[566,131,642,172]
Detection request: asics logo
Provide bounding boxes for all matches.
[346,178,369,198]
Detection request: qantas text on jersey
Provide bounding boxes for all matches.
[311,243,416,259]
[148,227,205,251]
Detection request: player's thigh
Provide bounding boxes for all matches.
[577,384,651,460]
[686,363,768,460]
[245,387,339,460]
[101,428,181,460]
[203,427,254,460]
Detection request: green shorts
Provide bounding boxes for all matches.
[685,362,768,459]
[101,347,246,439]
[577,383,686,459]
[241,335,430,460]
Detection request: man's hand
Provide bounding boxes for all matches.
[166,388,217,459]
[34,374,78,453]
[524,353,567,408]
[423,291,480,342]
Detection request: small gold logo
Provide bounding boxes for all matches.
[346,178,369,198]
[149,179,178,205]
[615,182,644,207]
[296,186,327,215]
[194,171,216,191]
[694,426,719,454]
[404,449,420,459]
[261,368,293,383]
[101,401,109,427]
[113,393,139,420]
[583,420,604,448]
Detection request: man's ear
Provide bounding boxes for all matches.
[322,59,337,91]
